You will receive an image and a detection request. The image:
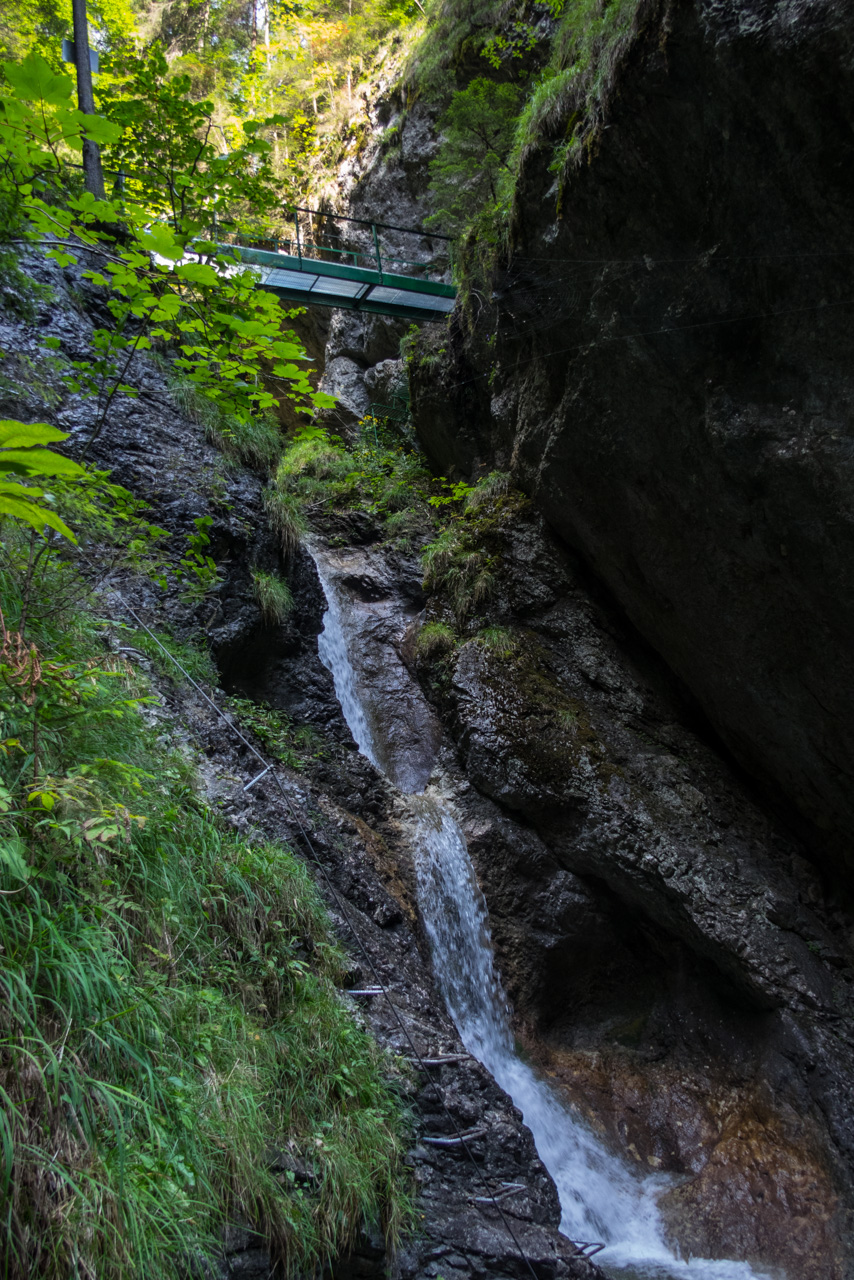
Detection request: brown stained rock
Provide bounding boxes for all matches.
[408,494,854,1274]
[519,1042,844,1279]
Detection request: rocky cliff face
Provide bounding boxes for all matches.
[0,248,599,1280]
[10,1,854,1268]
[409,0,854,888]
[412,497,854,1278]
[317,0,854,1272]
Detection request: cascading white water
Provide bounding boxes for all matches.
[315,555,379,767]
[313,554,776,1280]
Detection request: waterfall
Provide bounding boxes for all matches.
[312,549,777,1280]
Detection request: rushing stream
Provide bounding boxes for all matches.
[312,549,776,1280]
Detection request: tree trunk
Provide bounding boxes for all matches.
[71,0,106,200]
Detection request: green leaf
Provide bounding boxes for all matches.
[0,836,31,883]
[175,261,219,287]
[138,224,185,261]
[3,54,73,107]
[0,781,15,815]
[0,420,70,449]
[76,112,124,145]
[270,340,305,360]
[0,483,77,541]
[0,448,86,477]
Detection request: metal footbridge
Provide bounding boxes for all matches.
[222,207,456,323]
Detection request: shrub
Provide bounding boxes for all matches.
[427,77,522,237]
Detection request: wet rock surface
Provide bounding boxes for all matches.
[414,502,854,1279]
[260,493,854,1277]
[99,592,600,1280]
[409,0,854,892]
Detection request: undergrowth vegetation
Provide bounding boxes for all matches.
[228,695,325,770]
[272,424,435,548]
[274,420,526,655]
[420,471,519,624]
[0,524,411,1280]
[167,372,284,473]
[412,0,644,284]
[512,0,642,181]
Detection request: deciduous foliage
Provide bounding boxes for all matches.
[0,420,86,540]
[1,48,337,442]
[0,18,416,1277]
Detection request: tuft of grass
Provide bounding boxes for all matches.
[275,429,433,530]
[422,529,496,624]
[475,625,516,658]
[416,621,457,660]
[421,526,461,586]
[252,569,294,624]
[384,507,428,551]
[466,470,513,511]
[169,374,283,471]
[276,435,352,485]
[263,487,307,557]
[404,0,517,105]
[510,0,642,183]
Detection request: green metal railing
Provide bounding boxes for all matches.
[218,204,453,285]
[361,395,412,447]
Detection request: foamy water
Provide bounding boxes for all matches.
[312,548,777,1280]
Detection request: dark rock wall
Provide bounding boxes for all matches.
[410,0,854,886]
[413,500,854,1278]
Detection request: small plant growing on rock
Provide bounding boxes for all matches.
[125,626,218,686]
[416,621,457,659]
[228,695,322,767]
[475,625,516,658]
[251,569,294,624]
[466,470,513,511]
[169,374,283,472]
[276,434,352,486]
[263,488,307,558]
[421,526,461,582]
[423,527,496,623]
[179,515,222,602]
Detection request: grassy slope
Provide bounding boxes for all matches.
[0,525,411,1280]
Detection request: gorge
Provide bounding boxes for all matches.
[1,0,854,1278]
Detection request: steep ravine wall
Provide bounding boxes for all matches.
[408,0,854,887]
[312,1,854,1274]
